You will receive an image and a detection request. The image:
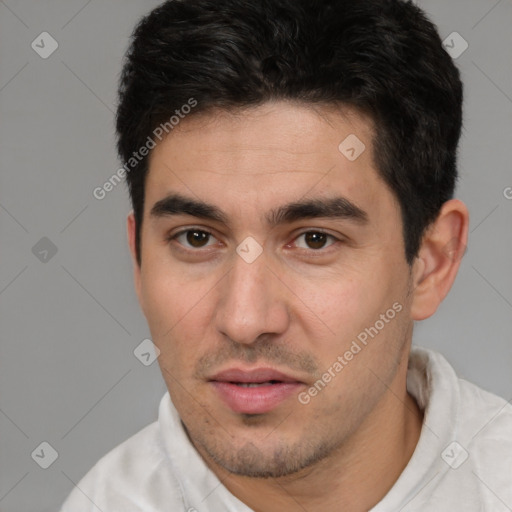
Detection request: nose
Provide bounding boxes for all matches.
[214,248,290,345]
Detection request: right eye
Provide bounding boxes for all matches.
[168,228,219,250]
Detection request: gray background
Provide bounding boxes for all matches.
[0,1,510,510]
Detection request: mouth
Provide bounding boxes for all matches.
[232,381,281,388]
[209,368,304,415]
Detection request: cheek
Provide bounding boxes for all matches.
[140,267,215,369]
[305,273,375,332]
[140,271,177,335]
[302,267,404,358]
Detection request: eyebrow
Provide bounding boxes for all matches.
[150,192,368,227]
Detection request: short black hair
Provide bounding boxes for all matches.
[116,0,463,266]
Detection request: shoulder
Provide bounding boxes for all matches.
[415,346,512,455]
[60,420,185,511]
[458,376,512,455]
[406,347,512,508]
[452,378,512,505]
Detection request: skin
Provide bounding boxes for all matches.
[127,101,469,511]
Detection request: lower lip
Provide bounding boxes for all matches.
[211,382,302,414]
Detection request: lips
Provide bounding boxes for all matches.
[209,368,304,414]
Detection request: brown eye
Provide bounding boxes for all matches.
[305,232,327,249]
[172,229,216,249]
[186,230,210,247]
[294,231,337,250]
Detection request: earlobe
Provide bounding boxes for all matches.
[127,211,144,310]
[410,199,469,321]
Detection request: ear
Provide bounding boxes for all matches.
[127,211,143,310]
[410,199,469,321]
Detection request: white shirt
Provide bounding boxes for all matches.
[60,346,512,511]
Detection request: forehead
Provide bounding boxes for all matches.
[150,102,373,169]
[145,101,397,225]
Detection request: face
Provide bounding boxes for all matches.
[131,101,417,478]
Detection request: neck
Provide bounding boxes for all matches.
[198,359,423,512]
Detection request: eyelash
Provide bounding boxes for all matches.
[166,228,341,254]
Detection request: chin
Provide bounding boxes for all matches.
[197,430,337,479]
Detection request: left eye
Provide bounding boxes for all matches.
[294,231,337,250]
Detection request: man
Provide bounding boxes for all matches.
[60,0,512,510]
